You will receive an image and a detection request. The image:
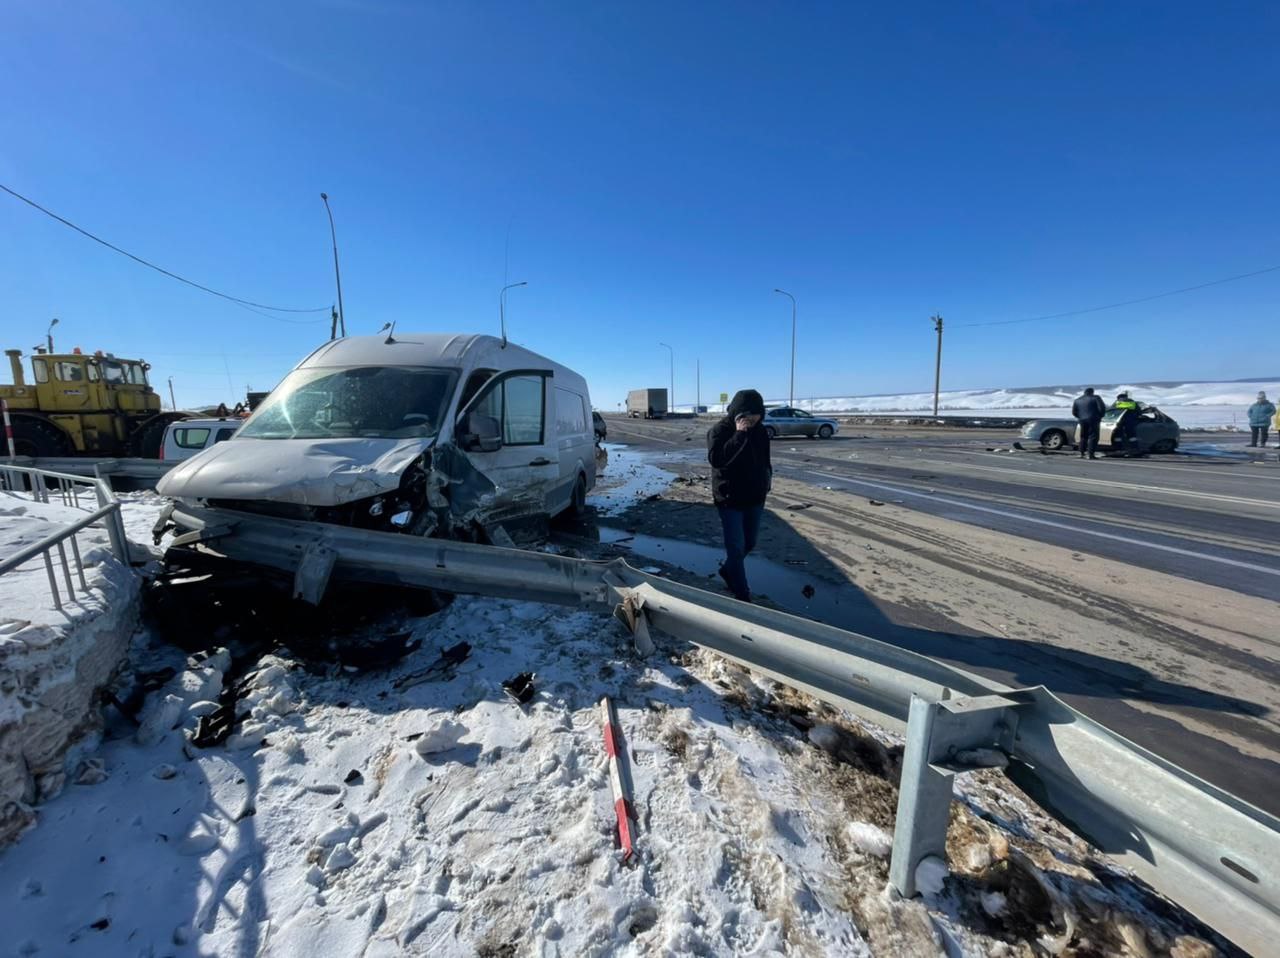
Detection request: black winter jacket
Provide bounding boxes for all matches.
[707,391,772,508]
[1072,394,1106,422]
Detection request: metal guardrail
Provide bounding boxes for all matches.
[0,455,172,486]
[0,465,132,611]
[162,501,1278,954]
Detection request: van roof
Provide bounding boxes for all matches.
[296,333,590,394]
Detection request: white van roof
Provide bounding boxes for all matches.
[296,333,590,395]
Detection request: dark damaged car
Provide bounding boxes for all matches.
[155,333,597,575]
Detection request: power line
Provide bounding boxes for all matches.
[956,264,1280,328]
[0,182,330,315]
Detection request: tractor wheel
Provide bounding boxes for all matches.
[9,417,73,458]
[128,412,192,459]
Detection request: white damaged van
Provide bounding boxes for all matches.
[156,333,596,541]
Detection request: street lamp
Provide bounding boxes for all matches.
[47,317,59,354]
[773,289,796,407]
[500,281,527,348]
[319,193,346,337]
[658,342,674,412]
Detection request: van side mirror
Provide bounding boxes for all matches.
[460,412,502,452]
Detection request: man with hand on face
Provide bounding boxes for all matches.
[707,389,772,602]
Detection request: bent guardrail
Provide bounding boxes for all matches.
[0,464,131,611]
[163,501,1279,955]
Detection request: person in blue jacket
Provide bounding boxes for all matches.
[1247,391,1275,448]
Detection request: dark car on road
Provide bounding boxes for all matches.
[763,406,839,439]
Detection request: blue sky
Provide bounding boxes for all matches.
[2,1,1277,410]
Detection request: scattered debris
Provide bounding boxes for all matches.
[343,769,363,785]
[785,502,813,511]
[502,671,536,704]
[869,499,886,506]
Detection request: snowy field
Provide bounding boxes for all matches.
[0,486,1233,956]
[776,379,1280,429]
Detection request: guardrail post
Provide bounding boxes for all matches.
[889,694,1020,897]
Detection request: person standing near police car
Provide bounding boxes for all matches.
[707,389,771,602]
[1072,387,1106,459]
[1247,391,1275,447]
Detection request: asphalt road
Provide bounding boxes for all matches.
[604,415,1280,602]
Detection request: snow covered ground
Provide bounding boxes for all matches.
[0,483,1232,956]
[785,379,1280,428]
[0,488,147,846]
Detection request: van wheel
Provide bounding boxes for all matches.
[818,424,834,439]
[571,474,587,516]
[10,417,73,458]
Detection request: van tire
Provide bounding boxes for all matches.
[571,474,587,516]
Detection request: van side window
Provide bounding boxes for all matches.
[471,374,546,446]
[174,428,211,449]
[554,386,587,436]
[33,358,49,383]
[459,369,497,410]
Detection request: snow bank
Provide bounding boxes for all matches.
[0,491,142,846]
[800,379,1280,427]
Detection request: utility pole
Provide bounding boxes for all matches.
[931,314,944,417]
[168,376,177,412]
[320,193,346,337]
[47,317,59,354]
[773,289,796,407]
[659,342,674,411]
[696,358,700,414]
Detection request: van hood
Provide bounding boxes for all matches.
[156,436,434,507]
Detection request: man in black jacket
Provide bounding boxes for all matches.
[1071,387,1106,460]
[707,389,771,601]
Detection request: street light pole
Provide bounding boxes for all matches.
[47,317,59,354]
[696,358,700,414]
[319,193,346,337]
[773,289,796,406]
[500,281,527,348]
[931,314,944,417]
[168,376,177,412]
[659,342,674,411]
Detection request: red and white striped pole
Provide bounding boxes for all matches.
[600,696,638,863]
[2,399,15,458]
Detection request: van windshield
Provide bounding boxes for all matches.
[238,366,459,440]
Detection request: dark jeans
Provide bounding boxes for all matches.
[1251,426,1270,447]
[1114,417,1139,455]
[1078,419,1100,457]
[717,503,764,600]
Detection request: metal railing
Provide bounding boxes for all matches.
[164,500,1280,956]
[0,464,132,612]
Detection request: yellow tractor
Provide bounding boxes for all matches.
[2,348,189,459]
